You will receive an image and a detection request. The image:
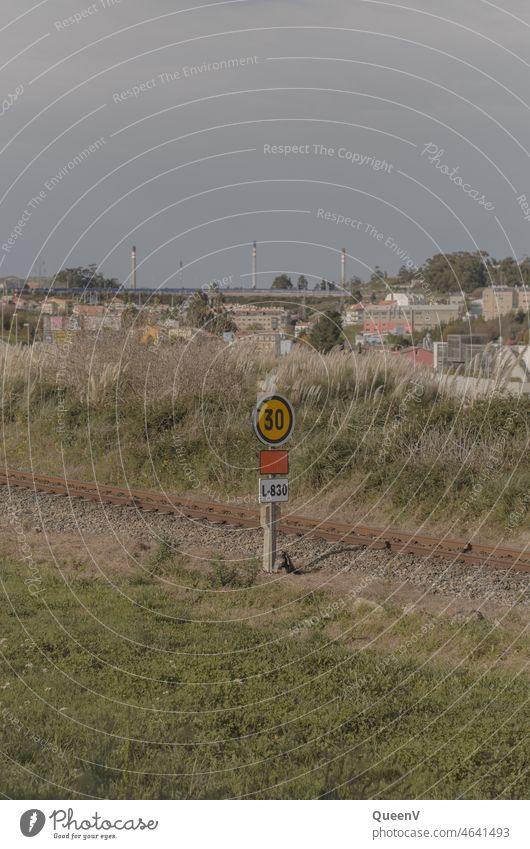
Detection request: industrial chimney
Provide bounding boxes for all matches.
[252,241,257,289]
[341,248,346,290]
[131,245,137,290]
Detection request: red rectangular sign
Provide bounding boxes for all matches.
[259,450,289,475]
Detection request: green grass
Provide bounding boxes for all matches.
[0,557,528,800]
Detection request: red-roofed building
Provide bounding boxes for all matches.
[391,346,434,367]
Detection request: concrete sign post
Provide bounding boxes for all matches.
[253,394,295,573]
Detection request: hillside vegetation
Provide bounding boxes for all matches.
[1,336,529,541]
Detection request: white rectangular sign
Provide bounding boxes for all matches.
[259,478,289,503]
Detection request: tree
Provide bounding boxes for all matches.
[421,251,489,294]
[271,274,292,290]
[205,282,225,307]
[309,310,343,352]
[370,266,387,283]
[186,291,210,328]
[186,291,236,335]
[397,265,415,282]
[348,276,363,298]
[297,275,309,290]
[54,265,118,289]
[122,304,141,327]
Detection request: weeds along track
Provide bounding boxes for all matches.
[1,467,529,574]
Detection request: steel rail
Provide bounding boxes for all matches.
[1,467,529,573]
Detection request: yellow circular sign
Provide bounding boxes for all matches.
[254,394,295,446]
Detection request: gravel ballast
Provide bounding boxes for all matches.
[1,486,528,607]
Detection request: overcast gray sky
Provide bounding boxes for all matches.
[1,0,530,290]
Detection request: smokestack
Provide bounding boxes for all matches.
[341,248,346,290]
[252,241,257,290]
[131,245,137,290]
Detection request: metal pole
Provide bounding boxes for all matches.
[252,242,257,290]
[131,246,137,290]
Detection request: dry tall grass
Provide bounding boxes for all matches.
[2,336,442,407]
[1,335,529,540]
[276,348,441,405]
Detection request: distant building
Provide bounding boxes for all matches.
[72,303,125,332]
[363,302,462,335]
[343,304,365,325]
[26,277,53,290]
[231,305,288,332]
[40,301,58,315]
[433,341,448,372]
[383,293,426,306]
[515,287,530,312]
[41,314,76,344]
[482,286,516,320]
[142,322,194,346]
[234,330,293,356]
[469,299,483,318]
[0,277,26,293]
[391,346,434,368]
[293,320,312,337]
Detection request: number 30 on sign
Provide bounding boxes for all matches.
[253,394,295,446]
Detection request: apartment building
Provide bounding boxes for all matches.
[515,288,530,312]
[363,302,462,335]
[231,305,288,332]
[482,286,516,320]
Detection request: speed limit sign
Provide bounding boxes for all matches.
[253,394,295,447]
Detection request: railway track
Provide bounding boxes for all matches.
[1,467,530,574]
